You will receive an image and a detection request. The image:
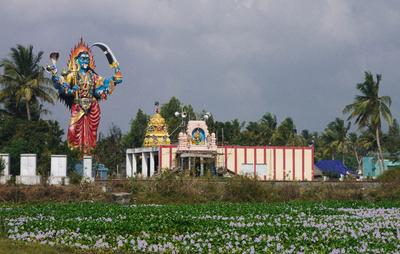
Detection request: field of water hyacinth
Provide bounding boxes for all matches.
[1,201,400,253]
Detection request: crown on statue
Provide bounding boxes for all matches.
[67,37,96,71]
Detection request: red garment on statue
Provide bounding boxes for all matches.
[67,101,101,154]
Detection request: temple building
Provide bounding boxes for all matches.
[126,104,314,180]
[125,103,170,178]
[176,120,218,176]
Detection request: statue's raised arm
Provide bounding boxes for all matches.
[46,38,123,155]
[91,42,123,100]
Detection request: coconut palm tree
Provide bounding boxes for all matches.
[0,45,55,120]
[259,112,277,145]
[271,117,304,146]
[320,118,350,163]
[343,72,393,171]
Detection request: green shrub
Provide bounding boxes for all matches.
[0,215,5,237]
[373,167,400,200]
[277,183,301,201]
[378,167,400,183]
[130,177,138,194]
[223,176,269,202]
[152,171,187,199]
[68,171,82,185]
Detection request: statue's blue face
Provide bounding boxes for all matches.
[77,52,90,71]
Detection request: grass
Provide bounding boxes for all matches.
[0,237,76,254]
[0,238,126,254]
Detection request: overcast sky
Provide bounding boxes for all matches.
[1,0,399,135]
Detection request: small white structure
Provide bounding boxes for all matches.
[16,154,41,185]
[82,155,94,182]
[48,155,69,185]
[126,147,159,178]
[0,153,11,184]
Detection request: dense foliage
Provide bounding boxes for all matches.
[0,45,55,121]
[1,201,400,253]
[94,124,125,176]
[0,116,77,175]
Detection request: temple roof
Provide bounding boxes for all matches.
[143,103,170,147]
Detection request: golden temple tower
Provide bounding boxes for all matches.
[143,102,171,147]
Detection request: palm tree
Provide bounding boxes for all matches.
[343,72,393,171]
[320,118,350,163]
[271,117,304,146]
[384,119,400,157]
[259,112,277,145]
[0,45,55,120]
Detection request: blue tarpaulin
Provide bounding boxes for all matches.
[315,160,350,176]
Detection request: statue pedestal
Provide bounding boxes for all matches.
[48,176,70,185]
[0,175,11,184]
[16,175,41,185]
[82,156,94,183]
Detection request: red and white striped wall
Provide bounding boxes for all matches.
[158,145,314,181]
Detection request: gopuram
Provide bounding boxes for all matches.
[143,102,171,148]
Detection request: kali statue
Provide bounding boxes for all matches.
[46,38,122,155]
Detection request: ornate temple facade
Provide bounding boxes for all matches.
[126,105,314,180]
[175,120,217,175]
[143,106,170,148]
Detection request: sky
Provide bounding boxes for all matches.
[1,0,399,135]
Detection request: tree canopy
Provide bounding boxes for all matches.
[343,72,393,170]
[0,45,55,120]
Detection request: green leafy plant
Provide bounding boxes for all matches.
[68,170,82,185]
[1,201,400,253]
[378,167,400,183]
[0,214,5,237]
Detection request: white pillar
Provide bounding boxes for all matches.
[126,152,132,178]
[0,154,11,184]
[49,155,68,185]
[150,152,155,177]
[132,154,137,177]
[83,155,94,182]
[17,154,40,185]
[142,153,148,178]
